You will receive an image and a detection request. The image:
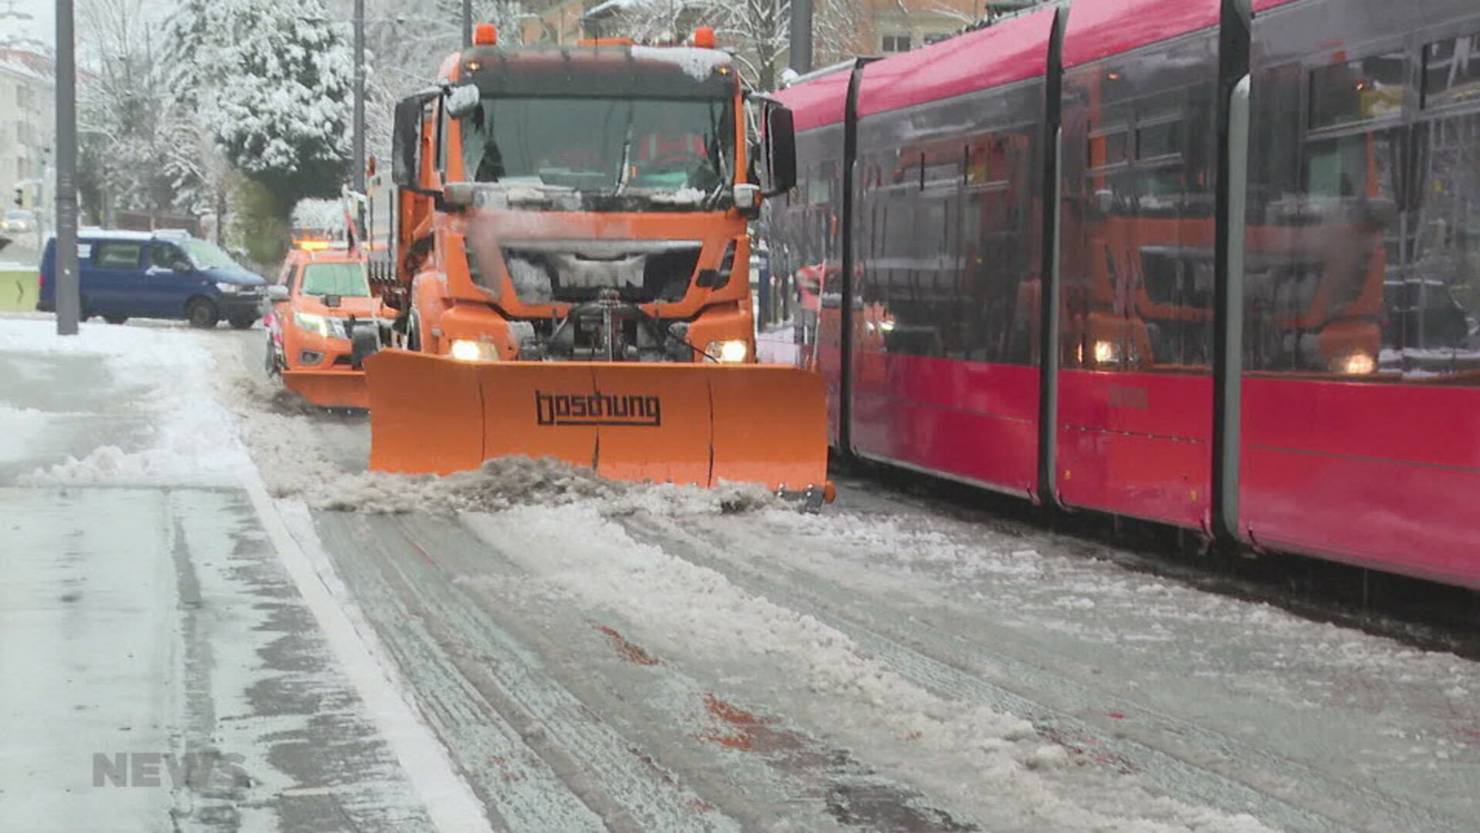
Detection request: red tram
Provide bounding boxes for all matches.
[767,0,1480,589]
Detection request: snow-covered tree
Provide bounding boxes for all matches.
[167,0,353,216]
[346,0,527,169]
[593,0,862,91]
[75,0,179,216]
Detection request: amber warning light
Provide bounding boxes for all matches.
[473,23,497,46]
[692,26,716,49]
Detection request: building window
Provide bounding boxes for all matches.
[882,34,912,53]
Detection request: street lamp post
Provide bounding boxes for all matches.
[789,0,813,75]
[353,0,366,195]
[54,0,80,335]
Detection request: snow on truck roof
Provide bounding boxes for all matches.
[857,7,1058,118]
[456,43,736,95]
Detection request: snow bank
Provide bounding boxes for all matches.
[2,318,253,488]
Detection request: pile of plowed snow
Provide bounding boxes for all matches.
[312,457,780,517]
[222,375,780,517]
[3,317,253,488]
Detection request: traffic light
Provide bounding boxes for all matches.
[12,186,21,207]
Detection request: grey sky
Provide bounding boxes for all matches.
[1,0,55,49]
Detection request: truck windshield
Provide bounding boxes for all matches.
[459,97,733,197]
[301,262,371,297]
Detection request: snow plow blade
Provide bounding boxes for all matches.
[282,370,369,410]
[365,350,831,497]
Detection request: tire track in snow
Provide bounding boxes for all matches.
[420,513,986,833]
[315,511,748,833]
[619,513,1460,833]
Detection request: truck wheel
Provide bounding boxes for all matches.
[228,315,256,330]
[187,298,219,329]
[103,314,128,325]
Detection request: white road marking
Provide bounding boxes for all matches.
[241,469,496,833]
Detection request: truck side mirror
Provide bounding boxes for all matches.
[761,104,797,197]
[267,284,290,303]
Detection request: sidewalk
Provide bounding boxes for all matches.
[0,316,444,833]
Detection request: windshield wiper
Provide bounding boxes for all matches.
[615,108,636,196]
[701,105,730,211]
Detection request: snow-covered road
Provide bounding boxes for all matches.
[3,313,1477,833]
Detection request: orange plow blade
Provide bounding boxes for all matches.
[364,350,830,495]
[282,370,370,409]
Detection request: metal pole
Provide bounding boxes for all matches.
[54,0,79,335]
[788,0,813,75]
[462,0,472,47]
[353,0,366,194]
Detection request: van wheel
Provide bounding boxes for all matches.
[228,315,256,330]
[103,315,128,325]
[187,298,219,329]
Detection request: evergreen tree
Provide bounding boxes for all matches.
[168,0,353,219]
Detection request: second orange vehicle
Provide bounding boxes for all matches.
[265,245,392,409]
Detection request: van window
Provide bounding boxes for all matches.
[94,241,143,269]
[150,244,191,271]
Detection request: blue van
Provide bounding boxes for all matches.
[38,231,268,328]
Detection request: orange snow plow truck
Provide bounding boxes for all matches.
[363,26,831,500]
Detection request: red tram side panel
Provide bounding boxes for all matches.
[770,0,1480,591]
[1056,0,1224,528]
[848,9,1058,496]
[1238,0,1480,588]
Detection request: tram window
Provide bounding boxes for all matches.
[1309,51,1406,129]
[1423,33,1480,109]
[1305,136,1368,198]
[1088,129,1129,169]
[1137,120,1181,160]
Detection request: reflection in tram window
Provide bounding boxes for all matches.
[855,84,1042,367]
[1247,29,1480,384]
[1423,33,1480,109]
[1309,51,1406,129]
[1401,104,1480,378]
[1060,33,1219,373]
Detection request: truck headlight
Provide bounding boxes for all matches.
[705,339,749,363]
[449,339,499,362]
[1093,339,1120,365]
[293,311,333,338]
